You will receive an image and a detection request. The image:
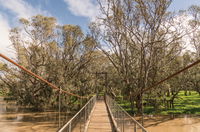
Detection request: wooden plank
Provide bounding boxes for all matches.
[87,100,112,132]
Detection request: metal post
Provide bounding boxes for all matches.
[80,113,82,132]
[105,72,108,93]
[122,113,125,132]
[81,98,82,108]
[95,72,98,95]
[84,106,86,124]
[120,111,122,132]
[59,89,61,128]
[141,93,144,126]
[134,123,137,132]
[69,122,71,132]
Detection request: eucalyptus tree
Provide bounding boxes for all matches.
[91,0,185,113]
[187,5,200,95]
[1,15,96,110]
[188,5,200,58]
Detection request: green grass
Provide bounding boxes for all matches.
[160,91,200,115]
[0,90,5,96]
[117,91,200,115]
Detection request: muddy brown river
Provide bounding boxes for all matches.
[143,115,200,132]
[0,97,71,132]
[1,97,200,132]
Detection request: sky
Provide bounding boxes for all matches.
[0,0,200,58]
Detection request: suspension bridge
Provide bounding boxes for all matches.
[1,52,200,132]
[0,53,147,132]
[58,95,147,132]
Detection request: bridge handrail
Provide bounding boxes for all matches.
[58,95,96,132]
[105,95,148,132]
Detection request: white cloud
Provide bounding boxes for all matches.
[0,14,13,58]
[0,0,49,19]
[0,0,50,58]
[64,0,99,20]
[173,13,195,52]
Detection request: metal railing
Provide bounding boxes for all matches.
[105,95,148,132]
[58,95,96,132]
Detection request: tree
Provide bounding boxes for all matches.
[1,15,96,111]
[91,0,184,114]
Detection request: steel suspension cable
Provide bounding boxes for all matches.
[0,53,88,99]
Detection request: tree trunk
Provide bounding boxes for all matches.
[130,95,135,113]
[167,90,170,97]
[184,90,187,96]
[136,94,143,114]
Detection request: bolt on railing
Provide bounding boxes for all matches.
[58,95,96,132]
[105,95,148,132]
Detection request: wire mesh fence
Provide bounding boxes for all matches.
[58,95,96,132]
[105,95,148,132]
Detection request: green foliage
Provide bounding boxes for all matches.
[1,15,97,111]
[117,91,200,115]
[0,90,3,96]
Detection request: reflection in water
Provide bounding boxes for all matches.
[0,97,70,132]
[144,115,200,132]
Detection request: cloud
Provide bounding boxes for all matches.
[0,0,50,58]
[172,13,195,51]
[63,0,99,20]
[0,0,49,19]
[0,14,13,58]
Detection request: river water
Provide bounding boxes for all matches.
[144,115,200,132]
[0,97,71,132]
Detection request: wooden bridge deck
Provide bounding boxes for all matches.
[86,100,112,132]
